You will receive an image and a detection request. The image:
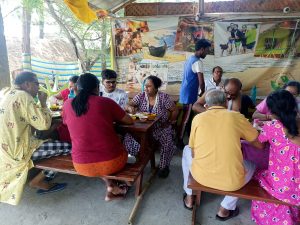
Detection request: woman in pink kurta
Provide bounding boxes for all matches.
[251,90,300,225]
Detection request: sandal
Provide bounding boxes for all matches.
[215,207,239,221]
[37,183,67,195]
[183,193,193,211]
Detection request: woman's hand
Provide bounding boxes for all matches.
[125,105,136,114]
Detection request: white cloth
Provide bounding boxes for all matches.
[191,59,203,74]
[182,145,256,210]
[205,77,225,92]
[100,87,128,109]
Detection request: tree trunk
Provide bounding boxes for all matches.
[22,7,32,71]
[100,21,107,70]
[0,4,10,89]
[39,18,44,39]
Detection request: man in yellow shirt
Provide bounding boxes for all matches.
[0,72,71,205]
[182,89,262,221]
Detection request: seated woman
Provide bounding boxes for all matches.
[51,75,79,102]
[253,80,300,122]
[49,75,79,143]
[63,73,134,201]
[251,90,300,225]
[124,76,178,178]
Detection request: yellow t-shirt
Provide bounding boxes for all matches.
[0,87,51,205]
[189,106,258,191]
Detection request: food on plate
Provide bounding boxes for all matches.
[147,113,156,120]
[50,104,59,111]
[139,115,148,122]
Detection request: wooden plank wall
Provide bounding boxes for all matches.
[125,0,300,16]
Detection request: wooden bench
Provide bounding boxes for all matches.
[35,154,152,197]
[187,173,295,225]
[35,153,156,225]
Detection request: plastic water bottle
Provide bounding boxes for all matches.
[250,86,257,105]
[68,89,75,99]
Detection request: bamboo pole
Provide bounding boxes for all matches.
[128,167,158,225]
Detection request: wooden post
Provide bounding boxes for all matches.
[199,0,204,16]
[0,4,10,89]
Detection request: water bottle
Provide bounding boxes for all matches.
[68,89,75,99]
[250,86,257,105]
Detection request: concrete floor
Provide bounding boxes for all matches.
[0,151,256,225]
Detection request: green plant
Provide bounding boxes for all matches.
[39,76,68,97]
[270,75,289,91]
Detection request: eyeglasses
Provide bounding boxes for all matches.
[224,91,237,99]
[104,80,116,84]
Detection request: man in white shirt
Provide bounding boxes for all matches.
[205,66,225,92]
[100,69,128,109]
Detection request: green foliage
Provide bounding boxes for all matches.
[39,76,68,97]
[49,1,112,71]
[270,75,289,91]
[22,0,44,13]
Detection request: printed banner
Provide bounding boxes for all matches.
[214,22,259,57]
[174,17,214,54]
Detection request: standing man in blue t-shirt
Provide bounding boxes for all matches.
[178,39,211,148]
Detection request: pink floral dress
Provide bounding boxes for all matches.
[251,120,300,225]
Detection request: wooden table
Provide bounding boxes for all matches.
[117,115,161,169]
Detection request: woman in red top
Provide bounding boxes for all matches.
[53,75,79,102]
[63,73,134,201]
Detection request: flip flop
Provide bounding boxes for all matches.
[36,183,67,195]
[215,207,239,221]
[183,193,193,211]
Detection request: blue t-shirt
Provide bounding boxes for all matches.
[179,55,201,104]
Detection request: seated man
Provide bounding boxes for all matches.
[0,72,71,205]
[182,89,263,221]
[201,66,225,95]
[193,77,242,113]
[100,69,128,109]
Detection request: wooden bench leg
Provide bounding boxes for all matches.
[150,152,156,171]
[135,173,143,197]
[192,191,202,225]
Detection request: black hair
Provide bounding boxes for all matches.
[224,78,242,90]
[195,39,211,51]
[212,66,223,73]
[146,75,162,90]
[282,80,300,95]
[101,69,117,80]
[71,73,100,117]
[14,71,37,85]
[266,90,299,137]
[69,75,79,84]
